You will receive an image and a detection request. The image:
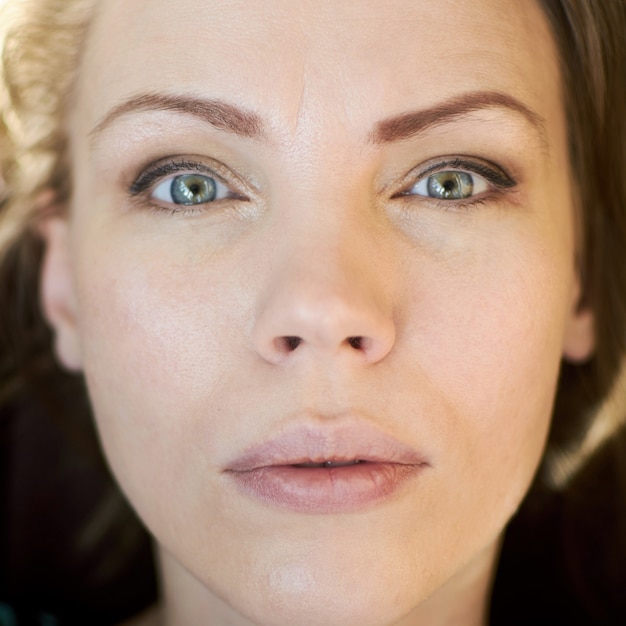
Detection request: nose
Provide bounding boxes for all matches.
[251,227,396,365]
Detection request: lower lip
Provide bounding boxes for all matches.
[226,462,426,514]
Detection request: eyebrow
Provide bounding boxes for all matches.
[371,91,547,145]
[90,90,546,150]
[89,92,264,142]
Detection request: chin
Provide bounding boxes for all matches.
[226,579,420,626]
[187,538,444,626]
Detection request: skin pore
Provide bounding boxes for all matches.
[40,0,595,624]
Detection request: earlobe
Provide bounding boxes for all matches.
[562,281,595,363]
[39,217,83,371]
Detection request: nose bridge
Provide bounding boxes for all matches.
[251,187,396,364]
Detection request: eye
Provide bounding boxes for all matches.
[152,173,231,205]
[408,170,489,200]
[129,158,249,211]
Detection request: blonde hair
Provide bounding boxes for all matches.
[0,0,95,253]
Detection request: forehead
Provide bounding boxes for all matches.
[77,0,560,140]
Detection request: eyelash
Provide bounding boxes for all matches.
[128,155,516,216]
[129,159,246,215]
[395,157,517,208]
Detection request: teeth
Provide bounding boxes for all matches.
[325,460,362,467]
[295,460,363,468]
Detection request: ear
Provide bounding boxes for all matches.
[39,216,83,371]
[562,279,595,363]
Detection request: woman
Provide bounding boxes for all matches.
[1,0,625,624]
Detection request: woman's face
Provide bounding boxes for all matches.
[42,0,594,623]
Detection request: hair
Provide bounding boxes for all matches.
[1,0,625,623]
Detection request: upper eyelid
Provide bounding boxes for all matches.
[397,157,517,193]
[129,158,249,197]
[130,161,219,195]
[387,155,518,203]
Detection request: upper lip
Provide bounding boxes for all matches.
[224,419,430,472]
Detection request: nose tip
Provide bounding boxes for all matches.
[252,284,396,365]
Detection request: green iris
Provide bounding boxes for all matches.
[170,174,217,205]
[427,171,474,199]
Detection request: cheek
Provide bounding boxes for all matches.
[71,244,250,524]
[403,232,571,533]
[74,217,570,510]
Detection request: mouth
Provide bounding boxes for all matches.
[224,422,430,514]
[294,459,364,468]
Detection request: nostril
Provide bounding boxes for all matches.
[273,335,369,355]
[347,336,364,350]
[283,336,303,352]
